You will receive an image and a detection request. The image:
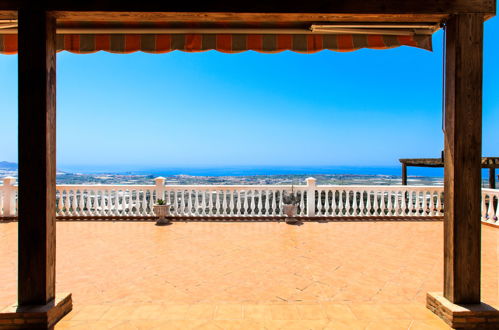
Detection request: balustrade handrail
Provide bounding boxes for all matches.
[0,176,497,226]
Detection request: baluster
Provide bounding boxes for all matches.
[487,193,495,221]
[269,190,275,215]
[385,191,392,215]
[220,190,227,216]
[205,190,212,216]
[193,191,199,215]
[65,190,71,216]
[414,191,422,216]
[186,190,192,216]
[427,191,435,216]
[481,192,487,220]
[323,191,330,216]
[196,190,202,215]
[358,191,365,216]
[336,190,343,216]
[371,191,378,215]
[377,191,385,215]
[76,189,82,216]
[298,190,305,216]
[264,190,270,216]
[315,190,322,216]
[57,189,63,215]
[213,190,219,216]
[110,189,115,216]
[139,190,146,215]
[123,190,129,216]
[365,191,372,216]
[229,190,235,216]
[352,190,358,216]
[70,190,77,216]
[494,194,499,223]
[394,190,399,215]
[179,190,184,215]
[251,190,257,215]
[94,190,104,216]
[257,190,263,216]
[170,190,176,215]
[83,190,89,216]
[400,190,406,216]
[97,190,103,216]
[234,190,240,216]
[345,190,352,216]
[221,190,227,216]
[330,190,337,216]
[435,191,442,216]
[241,191,247,215]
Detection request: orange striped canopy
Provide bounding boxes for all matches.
[0,21,432,54]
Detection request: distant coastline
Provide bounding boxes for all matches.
[0,162,494,186]
[57,165,446,178]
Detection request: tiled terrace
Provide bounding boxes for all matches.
[0,220,497,329]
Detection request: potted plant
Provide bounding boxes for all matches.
[282,186,300,224]
[153,199,171,225]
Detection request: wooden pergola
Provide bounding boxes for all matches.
[400,157,499,188]
[0,1,497,329]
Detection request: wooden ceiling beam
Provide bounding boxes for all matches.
[0,0,495,15]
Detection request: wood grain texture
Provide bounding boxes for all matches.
[401,164,407,185]
[489,168,495,188]
[17,9,57,305]
[0,0,495,15]
[443,13,483,304]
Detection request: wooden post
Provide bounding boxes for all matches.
[401,164,407,185]
[489,168,495,189]
[443,14,483,304]
[18,9,57,306]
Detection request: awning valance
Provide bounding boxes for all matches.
[0,21,435,54]
[0,33,432,54]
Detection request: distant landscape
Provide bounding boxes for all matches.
[0,160,448,186]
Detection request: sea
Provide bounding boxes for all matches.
[61,165,446,177]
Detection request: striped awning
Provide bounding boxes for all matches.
[0,33,432,54]
[0,20,433,54]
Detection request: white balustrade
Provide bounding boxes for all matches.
[481,188,499,226]
[0,176,498,225]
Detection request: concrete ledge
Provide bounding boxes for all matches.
[0,293,72,329]
[427,292,499,329]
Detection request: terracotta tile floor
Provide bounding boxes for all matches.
[0,220,497,329]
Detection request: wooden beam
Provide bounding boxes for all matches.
[17,9,57,305]
[489,168,496,189]
[402,163,407,185]
[0,0,495,15]
[443,13,483,304]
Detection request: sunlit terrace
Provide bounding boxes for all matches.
[1,178,498,329]
[1,220,497,329]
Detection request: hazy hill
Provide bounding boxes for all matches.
[0,161,17,170]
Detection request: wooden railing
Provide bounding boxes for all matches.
[0,176,497,225]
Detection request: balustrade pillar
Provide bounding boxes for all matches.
[2,177,16,216]
[306,177,316,217]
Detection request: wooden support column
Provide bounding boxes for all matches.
[489,168,495,189]
[0,9,73,329]
[442,13,483,304]
[18,8,57,306]
[427,14,498,329]
[401,164,407,185]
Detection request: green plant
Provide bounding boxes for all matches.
[282,185,299,205]
[156,199,166,205]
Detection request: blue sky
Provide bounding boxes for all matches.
[0,17,498,171]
